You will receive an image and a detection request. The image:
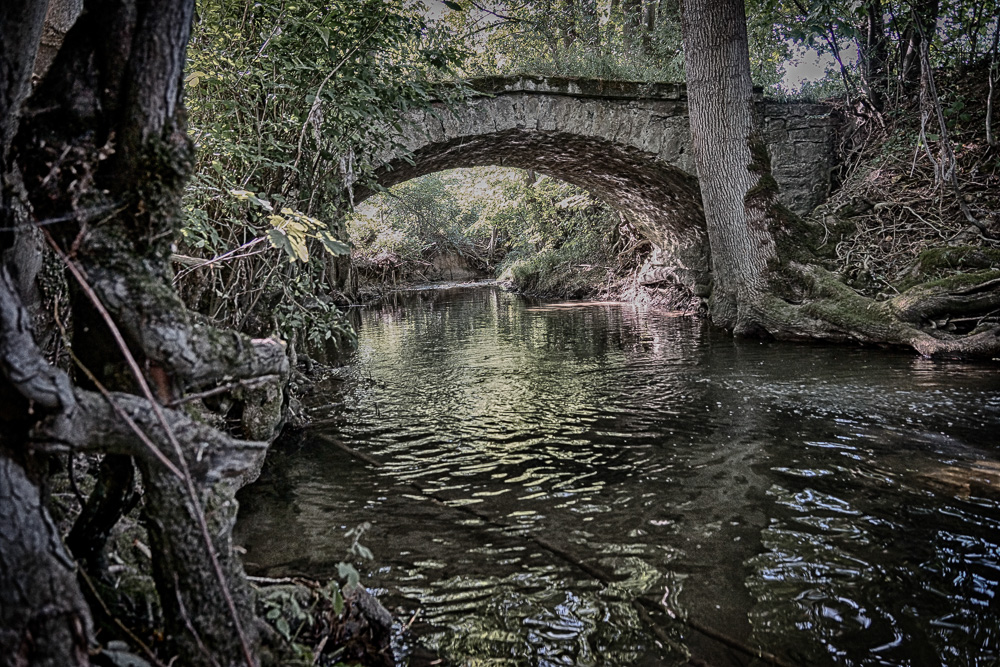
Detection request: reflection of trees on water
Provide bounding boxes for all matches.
[239,286,1000,665]
[357,287,710,431]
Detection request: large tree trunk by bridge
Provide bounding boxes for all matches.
[680,0,776,332]
[681,0,1000,357]
[1,0,288,664]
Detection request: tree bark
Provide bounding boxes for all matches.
[0,458,92,667]
[680,0,778,332]
[0,0,49,159]
[2,0,290,664]
[67,454,137,575]
[859,0,888,110]
[681,0,1000,357]
[0,10,92,659]
[33,0,83,80]
[897,0,938,94]
[1,0,50,319]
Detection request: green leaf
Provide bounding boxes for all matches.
[337,562,360,593]
[332,589,344,616]
[275,616,291,639]
[318,233,351,256]
[267,228,295,260]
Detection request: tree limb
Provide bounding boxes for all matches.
[0,264,75,413]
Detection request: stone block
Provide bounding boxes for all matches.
[786,128,826,142]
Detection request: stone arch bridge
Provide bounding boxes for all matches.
[364,76,840,297]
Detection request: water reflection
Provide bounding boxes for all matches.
[237,286,1000,666]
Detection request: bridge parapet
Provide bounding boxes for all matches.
[462,75,689,101]
[390,76,840,219]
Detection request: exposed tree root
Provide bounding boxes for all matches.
[1,1,294,664]
[748,263,1000,358]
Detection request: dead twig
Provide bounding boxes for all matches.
[165,374,281,408]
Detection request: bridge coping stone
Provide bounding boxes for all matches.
[461,75,689,101]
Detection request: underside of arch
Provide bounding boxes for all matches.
[361,129,711,297]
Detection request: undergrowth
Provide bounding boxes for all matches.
[812,63,1000,298]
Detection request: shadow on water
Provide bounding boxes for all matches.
[237,285,1000,666]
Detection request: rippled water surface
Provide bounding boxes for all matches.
[236,286,1000,666]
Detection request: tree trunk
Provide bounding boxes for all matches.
[2,0,290,664]
[859,0,888,110]
[987,15,999,146]
[898,0,938,95]
[562,0,577,47]
[1,4,93,662]
[0,0,48,158]
[622,0,642,48]
[680,0,777,332]
[0,458,92,667]
[681,0,1000,358]
[33,0,83,79]
[641,0,657,52]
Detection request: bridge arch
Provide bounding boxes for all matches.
[359,76,839,298]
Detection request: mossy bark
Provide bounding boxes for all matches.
[682,0,1000,358]
[2,0,290,664]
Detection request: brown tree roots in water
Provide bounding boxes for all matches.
[743,262,1000,358]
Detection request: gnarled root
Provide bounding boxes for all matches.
[748,263,1000,358]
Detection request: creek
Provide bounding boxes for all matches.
[236,285,1000,666]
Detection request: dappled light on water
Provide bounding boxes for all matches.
[237,286,1000,666]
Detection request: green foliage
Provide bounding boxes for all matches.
[350,173,482,262]
[256,524,376,664]
[435,0,686,82]
[258,581,347,663]
[224,189,351,263]
[272,278,358,357]
[179,0,466,356]
[753,0,1000,101]
[350,167,621,295]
